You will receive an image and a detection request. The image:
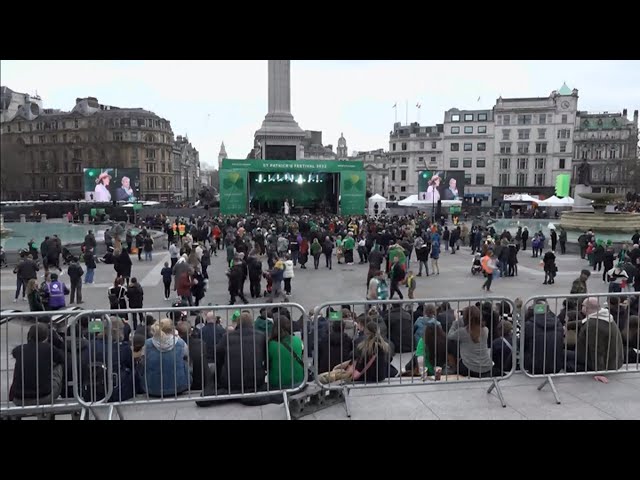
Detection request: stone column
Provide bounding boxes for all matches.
[40,214,47,223]
[83,214,90,224]
[268,60,291,114]
[20,214,26,223]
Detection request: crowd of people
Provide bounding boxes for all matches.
[6,209,640,408]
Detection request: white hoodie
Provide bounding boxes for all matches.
[582,307,613,324]
[283,259,294,279]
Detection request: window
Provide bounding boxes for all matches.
[401,157,407,164]
[51,135,57,144]
[499,173,510,186]
[582,149,588,160]
[557,129,571,139]
[476,174,485,185]
[500,143,511,154]
[392,143,396,151]
[517,143,529,154]
[39,135,45,144]
[561,114,568,124]
[464,126,473,134]
[131,131,138,141]
[518,129,530,140]
[463,158,472,168]
[430,156,436,163]
[391,170,396,181]
[559,141,567,153]
[463,143,472,151]
[534,173,545,186]
[41,177,47,189]
[538,129,546,139]
[503,115,510,125]
[478,113,488,121]
[418,156,424,162]
[478,126,487,134]
[161,149,166,161]
[391,158,396,164]
[609,149,616,159]
[517,158,528,170]
[146,163,156,173]
[450,158,459,168]
[559,158,566,169]
[476,158,486,168]
[62,133,67,143]
[465,173,472,183]
[73,148,82,160]
[451,143,459,151]
[401,142,407,151]
[74,119,79,128]
[64,176,69,189]
[535,158,546,170]
[419,142,424,149]
[477,142,486,151]
[596,150,602,160]
[113,132,123,141]
[431,142,436,149]
[146,148,156,159]
[451,114,460,122]
[161,162,166,173]
[502,129,511,140]
[517,114,532,125]
[132,148,138,160]
[535,143,547,154]
[539,114,546,124]
[451,126,460,134]
[401,170,407,181]
[516,173,528,187]
[464,114,474,121]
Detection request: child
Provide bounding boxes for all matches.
[406,270,416,299]
[586,241,595,267]
[160,261,173,300]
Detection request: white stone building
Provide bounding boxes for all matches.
[387,122,444,201]
[491,83,578,202]
[351,148,389,198]
[442,108,494,205]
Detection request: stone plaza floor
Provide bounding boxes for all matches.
[2,231,638,420]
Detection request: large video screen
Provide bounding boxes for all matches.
[249,172,337,211]
[84,168,140,202]
[418,170,465,202]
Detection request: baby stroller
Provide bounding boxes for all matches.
[262,271,273,297]
[62,247,75,265]
[471,254,483,275]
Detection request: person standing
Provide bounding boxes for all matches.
[161,262,173,300]
[481,251,496,292]
[84,247,96,284]
[115,248,133,287]
[342,232,356,266]
[143,234,154,261]
[299,236,309,269]
[177,270,195,306]
[388,256,405,300]
[442,227,450,252]
[430,236,441,275]
[14,254,39,303]
[134,231,144,261]
[283,254,295,295]
[593,241,605,272]
[248,252,263,298]
[45,273,70,311]
[125,277,144,329]
[169,241,180,268]
[288,232,300,266]
[323,236,334,270]
[542,250,557,285]
[521,227,529,251]
[559,227,567,254]
[228,261,248,305]
[125,229,134,253]
[550,229,558,253]
[67,256,84,304]
[310,237,322,270]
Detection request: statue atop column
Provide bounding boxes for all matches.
[576,158,591,186]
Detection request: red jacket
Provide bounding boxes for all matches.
[212,226,222,239]
[300,239,309,254]
[177,272,192,296]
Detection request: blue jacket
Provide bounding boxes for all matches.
[142,337,190,396]
[413,316,439,346]
[431,241,441,259]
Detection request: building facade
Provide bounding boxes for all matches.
[572,109,639,194]
[442,108,494,205]
[172,135,200,201]
[388,122,444,201]
[1,93,175,201]
[351,148,389,198]
[491,84,578,203]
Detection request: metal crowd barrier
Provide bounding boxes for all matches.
[311,297,517,417]
[1,309,92,420]
[520,292,639,404]
[65,303,309,420]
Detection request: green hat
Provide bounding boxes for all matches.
[231,310,241,322]
[606,239,612,246]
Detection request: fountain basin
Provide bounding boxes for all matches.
[559,211,640,233]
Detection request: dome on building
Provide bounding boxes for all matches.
[558,82,572,95]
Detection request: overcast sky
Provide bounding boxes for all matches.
[2,60,639,168]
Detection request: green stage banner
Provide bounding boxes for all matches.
[221,158,363,173]
[220,169,248,215]
[340,171,366,215]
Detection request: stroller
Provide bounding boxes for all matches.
[62,247,75,265]
[262,271,273,297]
[471,254,483,275]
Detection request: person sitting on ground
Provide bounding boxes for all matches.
[254,307,274,337]
[176,320,209,391]
[571,297,624,383]
[447,306,494,377]
[268,313,305,389]
[385,303,415,354]
[436,302,456,332]
[521,302,565,375]
[142,318,191,397]
[351,321,398,382]
[608,296,630,330]
[200,311,226,365]
[405,321,448,377]
[135,314,157,339]
[621,315,639,364]
[491,320,514,376]
[413,303,438,346]
[317,317,353,374]
[9,323,65,406]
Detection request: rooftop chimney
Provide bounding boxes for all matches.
[634,110,638,124]
[623,108,627,117]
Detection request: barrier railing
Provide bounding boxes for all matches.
[520,292,639,404]
[64,303,309,420]
[1,309,92,419]
[311,297,517,417]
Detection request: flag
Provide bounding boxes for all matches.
[392,103,397,108]
[555,173,571,197]
[477,96,481,102]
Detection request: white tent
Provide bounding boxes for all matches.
[398,195,462,208]
[368,194,387,216]
[538,196,574,207]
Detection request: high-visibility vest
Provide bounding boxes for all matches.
[178,224,186,236]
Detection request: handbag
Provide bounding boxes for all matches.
[345,354,377,381]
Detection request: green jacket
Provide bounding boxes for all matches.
[310,242,322,256]
[343,237,355,250]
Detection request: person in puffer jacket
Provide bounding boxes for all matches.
[282,254,294,295]
[142,318,190,397]
[522,303,565,374]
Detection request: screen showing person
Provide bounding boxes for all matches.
[421,174,441,202]
[115,176,134,201]
[442,177,459,200]
[94,171,112,202]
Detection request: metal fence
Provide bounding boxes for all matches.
[520,292,639,404]
[311,297,517,417]
[2,303,308,420]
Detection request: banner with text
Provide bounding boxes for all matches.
[219,169,248,215]
[340,171,366,215]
